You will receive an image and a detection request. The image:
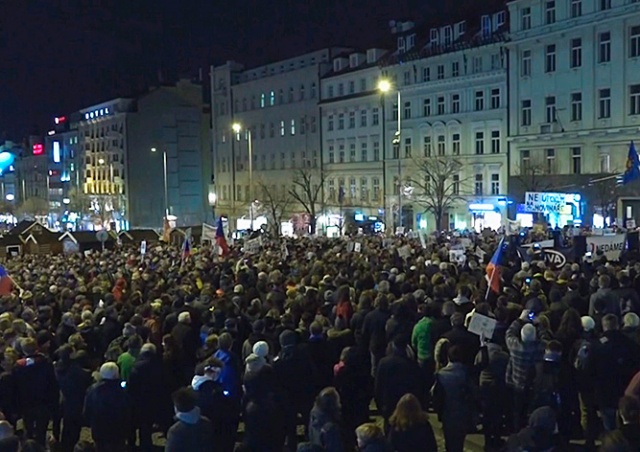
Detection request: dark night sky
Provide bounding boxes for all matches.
[0,0,504,139]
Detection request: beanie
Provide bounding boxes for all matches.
[279,330,297,348]
[252,341,269,358]
[521,323,537,342]
[581,316,595,332]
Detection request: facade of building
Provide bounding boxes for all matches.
[77,80,211,230]
[507,0,640,227]
[321,13,509,233]
[210,48,351,234]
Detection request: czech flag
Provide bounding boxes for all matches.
[181,237,191,260]
[486,238,505,294]
[0,265,13,296]
[215,217,229,256]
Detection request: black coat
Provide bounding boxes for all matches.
[388,422,437,452]
[55,363,93,418]
[304,337,335,391]
[13,353,58,414]
[128,352,164,422]
[165,416,214,452]
[362,308,392,355]
[273,345,316,414]
[375,352,424,419]
[171,322,201,366]
[587,330,640,409]
[83,379,131,443]
[442,326,480,367]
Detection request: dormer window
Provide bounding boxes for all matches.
[397,37,406,53]
[443,26,453,46]
[481,15,492,38]
[407,34,416,50]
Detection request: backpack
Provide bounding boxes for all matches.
[573,339,591,371]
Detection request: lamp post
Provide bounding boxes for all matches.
[377,79,403,233]
[232,123,254,231]
[151,147,169,218]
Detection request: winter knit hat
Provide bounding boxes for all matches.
[252,341,269,358]
[581,316,595,332]
[122,322,136,337]
[521,323,537,342]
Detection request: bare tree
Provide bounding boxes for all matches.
[257,181,292,238]
[17,197,48,220]
[514,162,554,193]
[288,168,326,234]
[409,157,467,231]
[590,175,619,223]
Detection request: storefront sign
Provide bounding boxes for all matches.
[524,192,567,213]
[586,234,626,261]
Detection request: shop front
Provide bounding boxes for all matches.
[468,197,508,232]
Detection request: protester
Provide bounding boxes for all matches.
[165,387,213,452]
[387,393,437,452]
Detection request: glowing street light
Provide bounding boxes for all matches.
[377,79,392,93]
[98,158,105,165]
[231,123,254,230]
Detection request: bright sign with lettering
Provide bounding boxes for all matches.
[524,192,570,213]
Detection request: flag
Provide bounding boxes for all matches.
[486,238,505,294]
[202,223,217,242]
[215,217,229,256]
[181,236,191,260]
[621,141,640,185]
[0,265,13,296]
[338,186,345,204]
[162,217,171,243]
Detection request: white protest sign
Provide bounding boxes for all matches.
[354,242,362,253]
[244,237,262,255]
[467,313,497,339]
[398,245,412,259]
[449,249,466,265]
[140,240,147,255]
[524,192,568,213]
[346,241,355,253]
[627,219,637,229]
[586,234,626,261]
[460,238,472,249]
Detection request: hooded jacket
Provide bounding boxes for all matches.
[165,407,214,452]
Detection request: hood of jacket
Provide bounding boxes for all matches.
[175,406,201,425]
[191,374,214,391]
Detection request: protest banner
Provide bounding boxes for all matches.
[585,234,626,261]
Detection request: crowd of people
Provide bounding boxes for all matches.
[0,230,638,451]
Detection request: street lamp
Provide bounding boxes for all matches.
[231,123,254,231]
[151,147,169,218]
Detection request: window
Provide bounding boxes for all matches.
[350,143,356,162]
[571,38,582,68]
[422,67,430,82]
[423,98,432,116]
[571,92,583,121]
[290,119,296,135]
[372,177,380,201]
[361,142,368,161]
[521,50,532,76]
[473,56,483,73]
[270,91,275,106]
[630,84,640,115]
[338,113,345,129]
[437,96,445,115]
[546,148,556,173]
[311,83,317,98]
[453,174,460,195]
[545,44,556,72]
[600,153,610,172]
[522,99,532,126]
[280,120,285,136]
[631,26,640,58]
[491,130,500,154]
[404,101,412,119]
[491,174,500,195]
[360,177,368,201]
[349,81,355,94]
[372,108,380,126]
[373,141,380,161]
[545,96,556,123]
[475,132,485,155]
[339,144,345,163]
[491,53,502,70]
[437,65,445,80]
[237,185,243,200]
[349,111,356,128]
[393,141,400,159]
[451,94,460,113]
[545,1,556,24]
[572,147,582,174]
[300,117,306,134]
[452,61,459,77]
[403,71,411,85]
[360,79,366,91]
[521,7,531,30]
[491,88,500,109]
[328,179,335,200]
[328,145,335,163]
[360,110,367,127]
[338,83,344,96]
[521,149,530,170]
[260,94,266,108]
[328,115,334,131]
[404,138,412,158]
[475,174,483,195]
[599,88,611,118]
[392,103,398,121]
[475,91,484,111]
[599,32,611,63]
[571,0,582,17]
[452,133,461,155]
[278,89,284,104]
[328,86,334,98]
[437,135,445,156]
[299,84,305,100]
[338,178,345,199]
[423,136,432,157]
[600,0,611,10]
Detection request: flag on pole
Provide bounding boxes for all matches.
[620,141,640,185]
[0,265,13,296]
[215,217,229,256]
[486,238,505,294]
[181,236,191,260]
[162,217,171,243]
